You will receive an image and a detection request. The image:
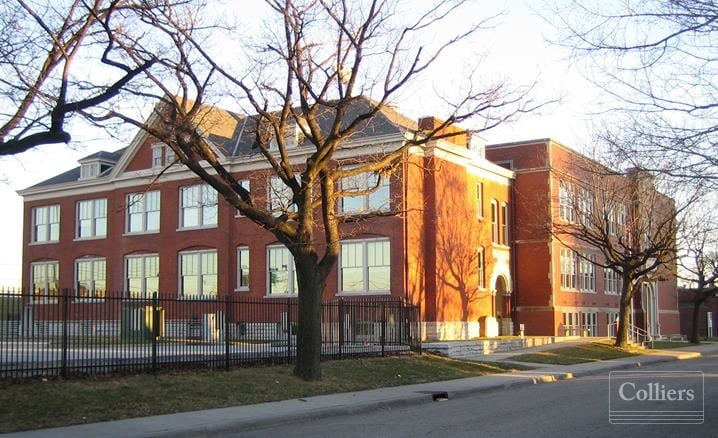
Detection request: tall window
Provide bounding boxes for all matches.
[476,182,484,218]
[501,203,509,245]
[235,180,250,217]
[491,200,499,243]
[179,250,217,299]
[608,205,628,236]
[236,246,250,290]
[605,268,621,295]
[478,247,485,288]
[268,246,297,295]
[151,146,163,168]
[32,205,60,243]
[76,258,106,299]
[268,176,297,216]
[126,254,159,298]
[578,188,593,225]
[180,184,218,228]
[77,199,107,238]
[578,253,596,292]
[339,171,390,214]
[31,261,59,300]
[558,180,575,222]
[560,248,577,289]
[127,191,160,233]
[339,239,391,294]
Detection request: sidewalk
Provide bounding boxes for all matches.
[8,342,718,438]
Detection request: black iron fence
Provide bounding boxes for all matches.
[0,289,420,379]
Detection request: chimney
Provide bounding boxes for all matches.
[418,116,469,148]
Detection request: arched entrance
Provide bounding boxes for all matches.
[641,282,660,337]
[493,275,513,336]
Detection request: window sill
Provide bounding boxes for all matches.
[73,236,106,242]
[123,230,160,237]
[336,291,391,296]
[178,296,218,300]
[337,209,392,217]
[491,243,510,250]
[31,299,58,304]
[74,298,105,303]
[264,294,298,299]
[234,288,250,292]
[29,241,60,246]
[176,225,218,232]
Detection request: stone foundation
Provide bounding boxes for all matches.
[422,336,582,359]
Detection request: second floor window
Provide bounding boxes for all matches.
[491,200,499,243]
[478,247,485,289]
[559,180,575,222]
[268,176,297,216]
[605,267,621,295]
[76,258,106,300]
[339,171,390,214]
[127,191,160,233]
[32,205,60,243]
[180,184,218,228]
[501,203,509,245]
[476,182,484,218]
[77,199,107,238]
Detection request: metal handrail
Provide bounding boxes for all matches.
[607,322,653,347]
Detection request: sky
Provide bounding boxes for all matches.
[0,0,604,287]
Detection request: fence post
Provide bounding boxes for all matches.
[286,299,292,363]
[152,292,158,373]
[380,301,386,357]
[224,294,230,370]
[60,288,69,378]
[338,298,344,359]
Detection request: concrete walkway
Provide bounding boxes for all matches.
[7,342,718,438]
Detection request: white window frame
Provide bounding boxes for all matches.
[151,146,163,168]
[491,200,499,244]
[476,182,484,218]
[338,238,391,295]
[563,311,580,336]
[126,191,161,234]
[30,261,59,301]
[179,184,218,229]
[76,198,107,239]
[267,245,297,296]
[32,205,60,243]
[338,170,391,214]
[75,257,106,301]
[604,267,621,295]
[582,312,598,336]
[125,254,159,299]
[236,246,250,291]
[578,253,596,292]
[478,247,485,289]
[560,248,577,290]
[79,162,100,179]
[501,202,509,245]
[178,249,218,299]
[559,180,575,222]
[234,180,251,217]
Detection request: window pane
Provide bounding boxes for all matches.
[368,266,390,291]
[183,207,200,228]
[269,247,290,294]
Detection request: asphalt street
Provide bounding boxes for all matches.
[225,351,718,438]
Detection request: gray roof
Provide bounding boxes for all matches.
[23,96,416,191]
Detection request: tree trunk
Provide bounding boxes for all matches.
[293,256,326,381]
[615,280,634,349]
[690,299,702,344]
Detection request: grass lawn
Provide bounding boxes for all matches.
[649,341,692,349]
[0,354,526,433]
[508,341,641,365]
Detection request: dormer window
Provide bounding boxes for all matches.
[269,122,305,150]
[80,163,100,179]
[78,151,117,180]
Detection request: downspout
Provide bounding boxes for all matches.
[402,148,410,304]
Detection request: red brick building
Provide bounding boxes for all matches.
[18,104,680,340]
[485,139,680,338]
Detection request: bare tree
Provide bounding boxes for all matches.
[550,158,681,348]
[0,0,164,156]
[548,0,718,186]
[677,208,718,343]
[82,0,541,380]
